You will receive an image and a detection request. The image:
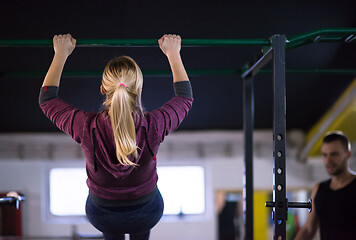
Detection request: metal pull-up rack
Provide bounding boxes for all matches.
[1,28,356,240]
[241,29,355,240]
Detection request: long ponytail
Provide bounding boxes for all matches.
[102,56,143,166]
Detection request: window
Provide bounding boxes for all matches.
[157,166,205,215]
[47,165,205,220]
[49,168,87,216]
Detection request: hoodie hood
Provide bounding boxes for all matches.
[89,111,148,180]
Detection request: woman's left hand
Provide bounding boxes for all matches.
[158,34,181,58]
[53,34,76,58]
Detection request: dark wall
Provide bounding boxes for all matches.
[1,0,356,132]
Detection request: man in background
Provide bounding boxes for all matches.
[295,131,356,239]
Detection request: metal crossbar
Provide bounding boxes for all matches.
[0,28,355,48]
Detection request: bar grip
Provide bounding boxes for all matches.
[265,199,312,213]
[288,199,312,212]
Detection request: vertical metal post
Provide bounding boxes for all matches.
[243,77,254,240]
[272,35,287,240]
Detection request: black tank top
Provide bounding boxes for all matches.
[314,177,356,240]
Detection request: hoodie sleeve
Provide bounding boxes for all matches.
[39,86,87,143]
[148,81,193,143]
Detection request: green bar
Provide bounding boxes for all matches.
[287,28,356,49]
[1,28,356,48]
[1,69,356,78]
[0,39,270,47]
[0,39,53,46]
[182,39,270,46]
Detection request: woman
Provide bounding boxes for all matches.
[39,34,193,240]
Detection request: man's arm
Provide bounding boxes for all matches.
[294,183,320,240]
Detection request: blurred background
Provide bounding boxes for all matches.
[1,0,356,239]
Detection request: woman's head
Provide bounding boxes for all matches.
[101,56,143,113]
[101,56,144,166]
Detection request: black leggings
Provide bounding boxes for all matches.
[86,190,164,240]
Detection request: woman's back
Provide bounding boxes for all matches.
[39,33,193,240]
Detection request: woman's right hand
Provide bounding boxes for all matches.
[53,34,76,58]
[158,34,181,58]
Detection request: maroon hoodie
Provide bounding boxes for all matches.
[40,83,193,201]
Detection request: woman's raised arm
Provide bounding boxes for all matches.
[42,34,76,87]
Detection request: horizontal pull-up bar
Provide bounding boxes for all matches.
[287,28,356,49]
[1,28,355,48]
[0,39,270,47]
[2,69,356,78]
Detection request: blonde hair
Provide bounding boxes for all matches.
[102,56,143,166]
